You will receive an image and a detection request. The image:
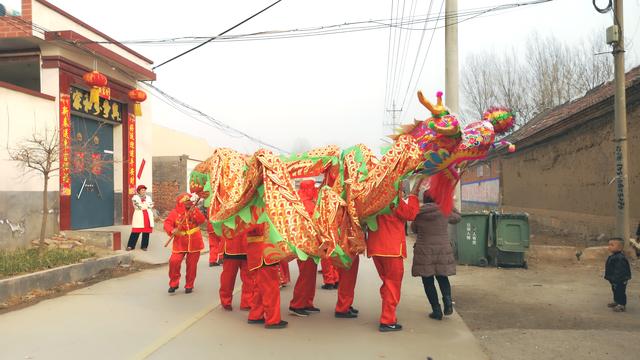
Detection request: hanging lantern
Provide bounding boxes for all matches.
[128,89,147,117]
[82,71,108,105]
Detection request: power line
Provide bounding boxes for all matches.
[398,0,444,122]
[393,0,418,109]
[153,0,284,70]
[390,0,406,109]
[64,1,555,46]
[384,0,395,108]
[6,16,289,153]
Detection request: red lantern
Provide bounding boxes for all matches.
[128,89,147,117]
[82,71,108,105]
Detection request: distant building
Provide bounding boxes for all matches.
[461,66,640,244]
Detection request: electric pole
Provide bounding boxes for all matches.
[611,0,631,247]
[385,101,403,134]
[445,0,461,210]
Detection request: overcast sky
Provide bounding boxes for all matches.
[48,0,640,154]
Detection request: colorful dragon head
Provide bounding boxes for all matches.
[393,90,516,214]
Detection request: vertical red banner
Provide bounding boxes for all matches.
[128,113,136,195]
[59,94,72,196]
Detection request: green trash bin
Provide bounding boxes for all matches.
[488,213,530,268]
[456,213,490,267]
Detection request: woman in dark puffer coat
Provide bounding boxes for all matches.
[410,192,461,320]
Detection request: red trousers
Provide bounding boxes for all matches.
[336,255,360,313]
[248,265,281,325]
[372,256,404,325]
[208,237,222,263]
[321,258,340,285]
[169,252,201,289]
[219,258,254,309]
[278,261,290,285]
[289,259,318,309]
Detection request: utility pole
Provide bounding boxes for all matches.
[611,0,631,247]
[445,0,460,246]
[445,0,461,210]
[385,101,403,134]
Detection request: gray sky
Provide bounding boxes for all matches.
[49,0,640,154]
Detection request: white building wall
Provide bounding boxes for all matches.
[0,87,57,192]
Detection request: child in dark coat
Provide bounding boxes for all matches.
[605,238,632,312]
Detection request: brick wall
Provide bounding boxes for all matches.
[152,155,187,217]
[0,1,32,38]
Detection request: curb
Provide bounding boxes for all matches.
[0,253,133,303]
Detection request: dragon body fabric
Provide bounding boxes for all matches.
[189,91,515,268]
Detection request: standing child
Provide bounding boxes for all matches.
[605,237,632,312]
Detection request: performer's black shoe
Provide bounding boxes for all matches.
[321,284,335,290]
[333,282,339,289]
[265,320,288,329]
[335,310,358,318]
[209,261,221,267]
[168,287,178,293]
[185,288,193,294]
[349,306,359,314]
[248,318,265,324]
[304,306,320,313]
[379,323,403,332]
[288,307,310,317]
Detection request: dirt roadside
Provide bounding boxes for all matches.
[0,261,162,315]
[453,259,640,360]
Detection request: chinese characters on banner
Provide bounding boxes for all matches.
[70,87,122,122]
[59,94,72,196]
[128,113,136,195]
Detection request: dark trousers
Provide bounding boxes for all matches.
[611,281,627,306]
[127,232,149,249]
[421,275,451,308]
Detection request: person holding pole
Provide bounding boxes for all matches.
[164,193,206,294]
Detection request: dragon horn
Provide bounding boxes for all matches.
[417,90,438,116]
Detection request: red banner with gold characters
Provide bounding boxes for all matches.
[127,113,136,195]
[59,94,72,196]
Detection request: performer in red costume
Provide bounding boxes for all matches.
[164,193,206,294]
[366,179,421,331]
[246,209,288,329]
[288,180,321,317]
[207,222,223,267]
[278,260,290,287]
[320,258,339,289]
[218,231,253,311]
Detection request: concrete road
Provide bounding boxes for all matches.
[1,240,487,360]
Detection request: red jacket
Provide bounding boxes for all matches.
[164,194,207,253]
[223,232,248,255]
[366,195,419,258]
[246,223,281,270]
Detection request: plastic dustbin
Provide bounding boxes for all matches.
[456,213,490,267]
[488,212,530,268]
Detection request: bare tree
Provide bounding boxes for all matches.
[461,30,613,130]
[461,54,497,119]
[9,128,59,247]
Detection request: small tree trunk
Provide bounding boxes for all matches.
[40,175,49,248]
